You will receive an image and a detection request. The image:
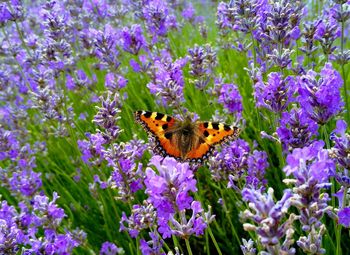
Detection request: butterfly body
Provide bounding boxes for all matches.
[135,111,240,162]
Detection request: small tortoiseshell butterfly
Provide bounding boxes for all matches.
[135,111,241,162]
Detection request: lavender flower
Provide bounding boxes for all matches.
[188,44,218,89]
[208,139,268,190]
[298,63,343,124]
[119,24,147,55]
[0,193,85,254]
[90,24,121,71]
[208,139,250,183]
[93,93,123,142]
[216,1,235,35]
[142,0,176,42]
[315,19,340,56]
[283,141,335,253]
[330,120,350,222]
[264,1,303,44]
[338,207,350,227]
[105,73,128,91]
[139,231,164,255]
[330,119,350,171]
[100,241,124,255]
[145,156,212,239]
[246,150,268,190]
[217,0,262,34]
[240,239,256,255]
[147,56,187,108]
[217,82,243,119]
[77,132,106,166]
[182,3,196,24]
[254,72,295,113]
[299,21,320,63]
[241,187,297,254]
[105,139,147,202]
[277,108,319,151]
[120,201,157,238]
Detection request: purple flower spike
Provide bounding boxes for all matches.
[120,24,147,55]
[147,57,187,108]
[277,108,318,152]
[145,156,196,217]
[338,207,350,228]
[188,44,218,89]
[90,24,120,70]
[284,141,334,253]
[0,194,85,254]
[284,141,335,183]
[330,119,350,172]
[100,241,123,255]
[145,156,212,239]
[242,188,297,254]
[315,19,340,55]
[218,83,243,118]
[298,63,343,125]
[143,0,176,42]
[139,231,164,255]
[209,139,268,190]
[254,72,295,113]
[93,93,122,142]
[120,201,157,238]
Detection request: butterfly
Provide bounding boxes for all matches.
[134,111,241,162]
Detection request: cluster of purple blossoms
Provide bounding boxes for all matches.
[100,241,123,255]
[182,2,204,25]
[216,82,243,120]
[241,188,297,254]
[105,138,147,201]
[142,0,177,43]
[298,63,343,125]
[119,24,147,55]
[208,139,268,191]
[277,108,319,152]
[147,56,187,108]
[144,156,212,239]
[315,17,340,57]
[0,193,85,254]
[0,129,43,197]
[120,156,214,253]
[217,0,304,70]
[330,120,350,227]
[283,141,335,253]
[120,201,157,238]
[78,92,123,167]
[188,44,218,89]
[254,72,295,114]
[216,0,263,35]
[331,120,350,179]
[78,91,147,201]
[90,24,121,71]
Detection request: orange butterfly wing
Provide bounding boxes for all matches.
[134,111,182,158]
[185,122,241,161]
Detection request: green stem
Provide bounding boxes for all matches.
[185,238,193,255]
[340,3,350,125]
[220,189,241,246]
[207,226,222,255]
[250,32,257,66]
[342,64,349,125]
[205,228,210,255]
